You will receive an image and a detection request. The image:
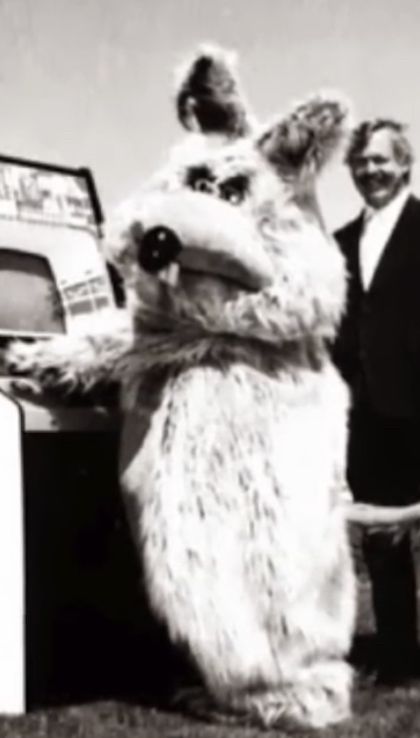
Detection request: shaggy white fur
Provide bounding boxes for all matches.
[3,45,356,729]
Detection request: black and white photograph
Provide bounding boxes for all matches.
[0,1,419,736]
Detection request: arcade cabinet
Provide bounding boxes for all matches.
[0,156,149,713]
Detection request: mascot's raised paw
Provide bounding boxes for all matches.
[2,309,133,395]
[3,339,70,385]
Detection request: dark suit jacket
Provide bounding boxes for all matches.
[333,194,420,419]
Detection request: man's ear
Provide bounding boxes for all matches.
[175,44,253,138]
[257,94,351,176]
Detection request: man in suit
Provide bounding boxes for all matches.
[334,119,420,682]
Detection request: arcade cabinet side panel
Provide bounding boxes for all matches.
[0,390,25,714]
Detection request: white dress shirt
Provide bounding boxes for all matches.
[359,187,411,289]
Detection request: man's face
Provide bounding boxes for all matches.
[350,128,409,209]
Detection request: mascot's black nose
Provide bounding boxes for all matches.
[135,225,183,274]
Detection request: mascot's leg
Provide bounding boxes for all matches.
[171,538,354,730]
[232,524,355,729]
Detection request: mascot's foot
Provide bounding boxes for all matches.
[237,660,353,730]
[171,659,352,729]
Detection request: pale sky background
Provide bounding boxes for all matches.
[0,0,419,230]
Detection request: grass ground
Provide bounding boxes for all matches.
[3,532,420,738]
[3,635,420,738]
[2,682,420,738]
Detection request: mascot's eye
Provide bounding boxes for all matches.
[219,176,249,206]
[221,187,243,205]
[192,178,215,195]
[185,166,216,196]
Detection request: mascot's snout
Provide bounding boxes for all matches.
[126,191,274,292]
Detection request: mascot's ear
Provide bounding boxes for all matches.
[257,93,350,176]
[175,44,252,137]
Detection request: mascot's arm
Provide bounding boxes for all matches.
[1,309,133,393]
[193,226,346,347]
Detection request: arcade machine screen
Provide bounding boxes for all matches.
[0,249,65,334]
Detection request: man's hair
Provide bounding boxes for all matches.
[345,119,414,182]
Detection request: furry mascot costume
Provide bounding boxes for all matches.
[3,47,356,729]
